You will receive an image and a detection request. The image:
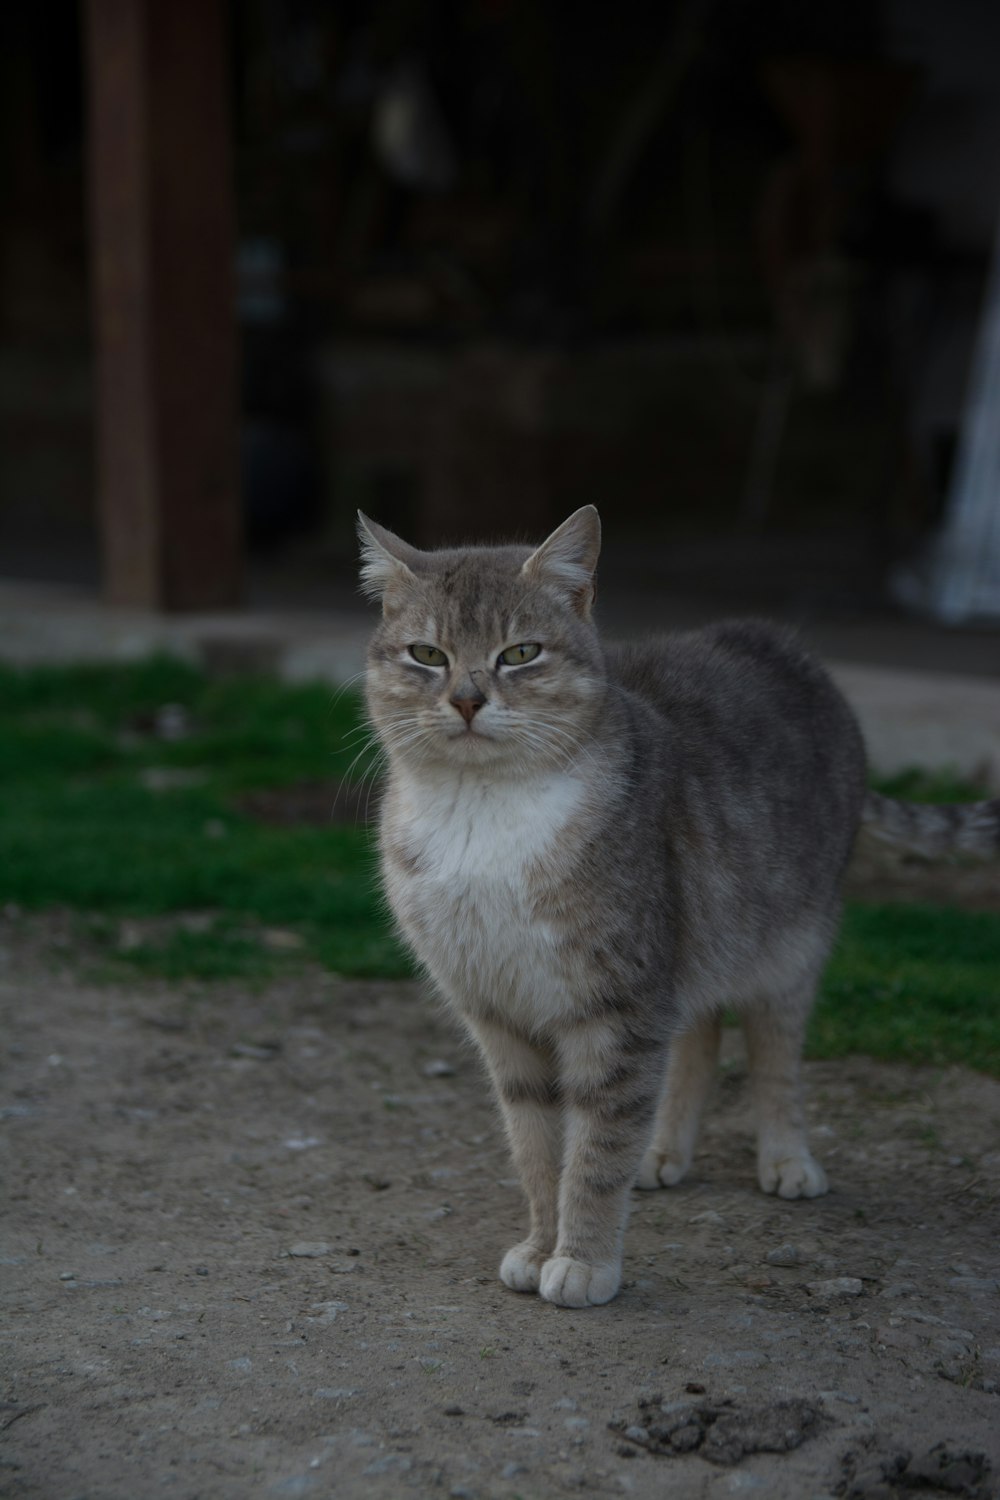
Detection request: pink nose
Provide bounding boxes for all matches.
[450,695,484,725]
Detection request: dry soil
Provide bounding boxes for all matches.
[1,913,998,1500]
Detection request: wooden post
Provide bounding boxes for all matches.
[85,0,242,609]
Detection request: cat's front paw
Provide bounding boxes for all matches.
[538,1255,620,1308]
[499,1240,549,1293]
[636,1146,689,1190]
[758,1150,828,1199]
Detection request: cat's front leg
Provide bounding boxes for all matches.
[467,1019,561,1293]
[542,1023,665,1308]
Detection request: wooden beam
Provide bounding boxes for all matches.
[85,0,242,609]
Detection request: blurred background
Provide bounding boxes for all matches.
[2,0,1000,663]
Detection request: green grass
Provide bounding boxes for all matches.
[0,656,409,979]
[0,658,997,1073]
[812,903,1000,1075]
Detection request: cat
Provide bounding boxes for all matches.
[358,505,999,1308]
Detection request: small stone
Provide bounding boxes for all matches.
[880,1281,918,1298]
[704,1349,768,1369]
[422,1058,456,1077]
[501,1462,528,1480]
[670,1423,703,1453]
[624,1425,650,1445]
[230,1040,281,1061]
[807,1277,863,1298]
[689,1210,726,1227]
[766,1244,803,1267]
[262,928,305,951]
[443,1405,464,1416]
[947,1276,999,1293]
[288,1242,332,1259]
[59,1271,76,1282]
[364,1456,411,1477]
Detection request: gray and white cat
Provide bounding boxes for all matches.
[359,506,998,1308]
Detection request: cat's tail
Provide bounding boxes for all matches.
[861,790,1000,859]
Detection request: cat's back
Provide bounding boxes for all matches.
[609,619,866,849]
[612,619,859,759]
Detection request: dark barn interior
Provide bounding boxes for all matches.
[1,0,999,656]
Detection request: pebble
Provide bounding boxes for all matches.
[363,1456,411,1477]
[59,1271,76,1282]
[766,1244,803,1267]
[501,1462,528,1479]
[422,1059,456,1077]
[807,1277,863,1298]
[269,1477,317,1498]
[947,1276,999,1293]
[879,1281,918,1298]
[689,1210,726,1227]
[288,1242,332,1259]
[307,1302,349,1324]
[703,1349,769,1369]
[230,1041,281,1061]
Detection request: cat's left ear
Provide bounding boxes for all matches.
[521,506,601,618]
[357,512,423,607]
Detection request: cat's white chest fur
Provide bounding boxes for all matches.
[384,767,587,1028]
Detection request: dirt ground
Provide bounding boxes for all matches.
[2,911,999,1500]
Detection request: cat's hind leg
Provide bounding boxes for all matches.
[468,1019,561,1293]
[636,1013,722,1189]
[743,993,828,1199]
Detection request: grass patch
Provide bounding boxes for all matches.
[812,904,1000,1075]
[1,658,997,1071]
[870,767,991,804]
[0,656,408,979]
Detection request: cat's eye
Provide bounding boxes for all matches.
[409,643,449,668]
[497,642,542,667]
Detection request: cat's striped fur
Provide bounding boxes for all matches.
[359,506,999,1308]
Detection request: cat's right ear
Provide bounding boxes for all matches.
[357,512,422,606]
[521,505,601,618]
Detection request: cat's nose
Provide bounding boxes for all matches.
[450,691,486,724]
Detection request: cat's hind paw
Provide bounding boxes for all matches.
[758,1150,828,1199]
[499,1241,547,1293]
[538,1256,620,1308]
[636,1147,690,1190]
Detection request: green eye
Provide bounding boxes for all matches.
[409,643,448,668]
[498,642,542,667]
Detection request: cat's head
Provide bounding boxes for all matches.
[359,507,606,773]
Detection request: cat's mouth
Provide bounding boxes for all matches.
[447,724,492,740]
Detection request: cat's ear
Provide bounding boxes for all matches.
[521,506,601,617]
[357,512,423,605]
